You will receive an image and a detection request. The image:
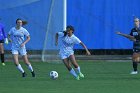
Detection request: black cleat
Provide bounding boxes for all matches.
[22,72,27,77]
[31,71,35,77]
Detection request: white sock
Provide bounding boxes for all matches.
[27,64,33,72]
[75,66,81,74]
[16,64,24,73]
[70,68,78,78]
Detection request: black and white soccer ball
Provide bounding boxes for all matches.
[50,71,58,80]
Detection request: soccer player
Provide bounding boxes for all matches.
[55,25,91,80]
[0,21,8,66]
[116,17,140,74]
[8,18,35,77]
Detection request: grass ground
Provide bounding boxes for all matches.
[0,61,140,93]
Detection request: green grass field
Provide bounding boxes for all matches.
[0,61,140,93]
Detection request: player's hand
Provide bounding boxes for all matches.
[5,38,9,44]
[116,31,122,35]
[86,50,91,55]
[20,43,25,47]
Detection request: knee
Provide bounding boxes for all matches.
[133,58,140,62]
[0,50,4,54]
[132,53,140,62]
[1,49,4,53]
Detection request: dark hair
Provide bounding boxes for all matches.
[63,31,67,36]
[16,18,22,24]
[66,25,74,32]
[62,25,74,37]
[16,18,28,25]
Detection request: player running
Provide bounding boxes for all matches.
[55,25,91,80]
[8,18,35,77]
[0,21,8,66]
[116,17,140,74]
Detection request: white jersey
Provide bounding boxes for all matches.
[8,27,30,49]
[58,32,81,55]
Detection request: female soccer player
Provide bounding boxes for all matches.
[55,25,91,80]
[8,18,35,77]
[116,17,140,74]
[0,21,8,66]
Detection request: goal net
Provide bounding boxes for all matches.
[41,0,67,63]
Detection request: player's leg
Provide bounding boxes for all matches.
[12,52,26,77]
[131,52,140,74]
[131,52,139,74]
[0,42,5,66]
[131,62,138,74]
[69,54,84,78]
[133,61,138,71]
[20,48,35,77]
[63,58,71,70]
[62,57,79,80]
[22,55,35,77]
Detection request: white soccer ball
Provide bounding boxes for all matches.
[50,71,58,80]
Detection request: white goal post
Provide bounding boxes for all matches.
[42,0,67,62]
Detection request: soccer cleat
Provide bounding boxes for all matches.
[2,63,5,66]
[31,71,35,77]
[75,76,80,80]
[130,71,138,75]
[22,72,27,77]
[79,72,84,78]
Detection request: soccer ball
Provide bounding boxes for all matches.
[50,71,58,80]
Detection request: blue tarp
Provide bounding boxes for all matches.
[0,0,140,50]
[67,0,140,49]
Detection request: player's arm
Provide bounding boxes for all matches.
[55,32,65,46]
[21,35,30,47]
[1,27,8,44]
[55,33,58,46]
[7,34,12,42]
[8,28,13,42]
[2,27,6,39]
[116,31,136,41]
[80,42,91,55]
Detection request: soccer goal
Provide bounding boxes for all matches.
[41,0,67,63]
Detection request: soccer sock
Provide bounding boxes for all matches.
[27,64,34,72]
[16,64,25,73]
[1,53,4,63]
[75,66,81,74]
[70,68,78,78]
[133,62,138,71]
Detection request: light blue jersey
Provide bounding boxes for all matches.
[8,27,29,50]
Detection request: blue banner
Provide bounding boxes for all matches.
[67,0,140,49]
[0,0,140,50]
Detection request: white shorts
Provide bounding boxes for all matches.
[60,52,74,59]
[12,48,27,56]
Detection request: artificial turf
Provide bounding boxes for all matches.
[0,61,140,93]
